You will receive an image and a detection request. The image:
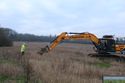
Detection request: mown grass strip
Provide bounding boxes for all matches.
[104,80,125,83]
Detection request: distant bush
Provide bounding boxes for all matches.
[0,28,13,47]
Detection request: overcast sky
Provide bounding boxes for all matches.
[0,0,125,37]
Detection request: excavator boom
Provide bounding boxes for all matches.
[38,32,100,55]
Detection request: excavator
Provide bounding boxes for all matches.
[38,32,125,57]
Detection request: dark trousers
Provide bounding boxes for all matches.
[21,51,25,56]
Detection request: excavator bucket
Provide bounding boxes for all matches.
[38,45,49,55]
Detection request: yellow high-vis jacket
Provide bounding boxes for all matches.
[21,44,26,52]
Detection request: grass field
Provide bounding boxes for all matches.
[104,80,125,83]
[0,42,125,83]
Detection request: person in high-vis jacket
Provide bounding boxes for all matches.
[20,43,26,56]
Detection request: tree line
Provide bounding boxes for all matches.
[1,27,125,47]
[0,27,56,46]
[0,27,96,47]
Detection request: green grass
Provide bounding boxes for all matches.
[0,75,27,83]
[0,75,9,81]
[104,80,125,83]
[93,62,111,68]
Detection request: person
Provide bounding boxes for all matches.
[20,43,26,56]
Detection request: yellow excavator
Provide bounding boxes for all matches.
[38,32,125,56]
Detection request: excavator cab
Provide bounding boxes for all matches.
[97,35,116,54]
[98,39,116,53]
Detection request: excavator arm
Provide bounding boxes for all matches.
[38,32,100,55]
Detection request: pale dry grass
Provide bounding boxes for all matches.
[25,44,102,83]
[1,42,125,83]
[0,42,26,83]
[27,43,125,83]
[0,63,23,77]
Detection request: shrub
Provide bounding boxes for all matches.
[0,28,13,47]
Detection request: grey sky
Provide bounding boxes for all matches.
[0,0,125,37]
